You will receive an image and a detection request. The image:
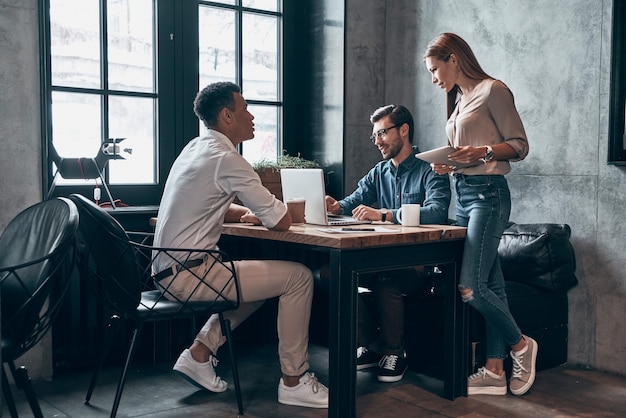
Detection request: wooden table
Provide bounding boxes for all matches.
[221,223,468,418]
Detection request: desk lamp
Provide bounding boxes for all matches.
[47,138,131,209]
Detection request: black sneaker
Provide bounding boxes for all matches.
[377,352,408,382]
[356,346,382,370]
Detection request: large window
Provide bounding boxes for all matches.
[47,0,157,186]
[42,0,284,204]
[198,0,282,163]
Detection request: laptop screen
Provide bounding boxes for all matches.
[279,168,371,226]
[280,168,329,225]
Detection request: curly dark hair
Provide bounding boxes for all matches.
[369,104,415,143]
[193,81,241,129]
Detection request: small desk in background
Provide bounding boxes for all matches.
[219,222,468,418]
[107,205,159,232]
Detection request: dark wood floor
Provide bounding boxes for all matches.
[3,341,626,417]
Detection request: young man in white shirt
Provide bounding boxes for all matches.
[153,81,328,409]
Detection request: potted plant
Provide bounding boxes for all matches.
[253,153,321,201]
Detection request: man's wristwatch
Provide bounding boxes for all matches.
[483,145,495,162]
[381,209,388,222]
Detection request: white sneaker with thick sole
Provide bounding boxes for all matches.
[173,348,228,393]
[278,372,329,408]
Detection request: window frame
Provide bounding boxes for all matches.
[609,0,626,165]
[40,0,285,206]
[197,1,284,162]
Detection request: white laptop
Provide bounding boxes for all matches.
[280,168,372,226]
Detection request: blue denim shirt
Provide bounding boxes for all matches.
[339,146,451,224]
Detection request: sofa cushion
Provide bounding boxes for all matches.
[505,281,570,330]
[498,223,577,292]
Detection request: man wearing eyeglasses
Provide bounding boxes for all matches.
[325,104,451,382]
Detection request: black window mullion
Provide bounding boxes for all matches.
[236,6,243,88]
[157,0,179,185]
[101,0,110,144]
[100,0,111,188]
[179,0,200,152]
[40,0,53,195]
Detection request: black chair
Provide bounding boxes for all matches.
[68,193,243,417]
[0,198,79,418]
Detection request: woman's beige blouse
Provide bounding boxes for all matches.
[445,78,529,175]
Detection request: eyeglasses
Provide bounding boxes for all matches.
[369,124,401,143]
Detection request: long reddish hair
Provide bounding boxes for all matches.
[423,33,492,118]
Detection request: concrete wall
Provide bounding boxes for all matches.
[0,0,52,380]
[0,0,42,229]
[345,0,626,376]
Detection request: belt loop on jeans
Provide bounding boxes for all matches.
[152,258,204,282]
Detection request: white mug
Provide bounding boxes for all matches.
[397,204,421,226]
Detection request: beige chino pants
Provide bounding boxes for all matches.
[160,258,314,377]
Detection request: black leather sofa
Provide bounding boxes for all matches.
[404,222,578,376]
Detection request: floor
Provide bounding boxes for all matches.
[3,342,626,418]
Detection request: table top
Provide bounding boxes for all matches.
[106,205,159,214]
[221,222,466,249]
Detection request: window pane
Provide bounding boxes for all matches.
[108,96,156,184]
[107,0,155,93]
[242,104,279,164]
[199,6,236,88]
[204,0,235,5]
[242,12,279,101]
[50,0,101,89]
[51,92,102,185]
[242,0,280,12]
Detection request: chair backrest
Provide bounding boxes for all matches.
[0,198,78,355]
[69,193,142,313]
[70,193,241,323]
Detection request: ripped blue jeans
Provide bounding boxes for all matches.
[454,174,522,360]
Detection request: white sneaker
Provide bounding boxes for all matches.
[173,348,228,393]
[278,372,329,408]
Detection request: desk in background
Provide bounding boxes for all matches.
[219,222,467,418]
[107,205,159,232]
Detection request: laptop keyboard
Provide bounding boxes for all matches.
[326,214,372,226]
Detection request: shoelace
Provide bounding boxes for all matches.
[511,352,527,379]
[208,355,219,367]
[468,367,488,380]
[356,346,368,358]
[208,356,225,385]
[305,372,321,394]
[380,354,399,371]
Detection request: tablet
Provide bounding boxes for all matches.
[415,146,482,168]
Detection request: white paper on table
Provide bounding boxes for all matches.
[317,226,398,234]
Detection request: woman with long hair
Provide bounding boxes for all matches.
[423,32,535,396]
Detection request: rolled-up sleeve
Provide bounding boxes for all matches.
[218,153,287,229]
[339,169,380,215]
[489,81,529,161]
[420,169,451,225]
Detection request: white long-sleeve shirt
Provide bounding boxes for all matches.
[153,129,286,272]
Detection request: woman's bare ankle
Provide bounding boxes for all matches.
[511,336,527,353]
